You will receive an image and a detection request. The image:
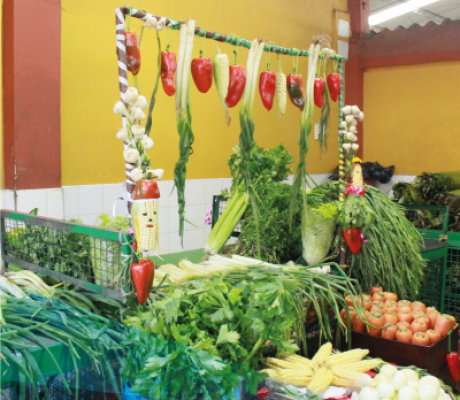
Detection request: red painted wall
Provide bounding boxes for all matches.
[2,0,61,190]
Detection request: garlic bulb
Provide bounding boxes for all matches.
[345,115,355,124]
[352,143,359,151]
[343,143,352,151]
[125,87,139,104]
[116,128,129,141]
[113,101,128,116]
[358,111,365,120]
[130,168,144,182]
[340,121,347,129]
[144,16,158,28]
[149,169,164,179]
[131,124,146,138]
[345,132,355,141]
[156,17,166,31]
[349,125,357,133]
[123,148,140,163]
[342,106,352,115]
[351,119,358,127]
[131,107,146,121]
[134,95,148,110]
[141,137,154,150]
[352,134,358,142]
[322,48,335,58]
[351,105,361,117]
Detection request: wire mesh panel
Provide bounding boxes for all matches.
[0,210,131,300]
[417,256,445,310]
[211,195,245,237]
[444,246,460,320]
[403,205,449,232]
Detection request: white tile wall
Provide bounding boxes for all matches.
[0,173,341,254]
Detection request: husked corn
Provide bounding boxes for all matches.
[331,359,382,373]
[311,342,333,364]
[276,70,286,116]
[276,369,313,378]
[283,377,312,387]
[307,367,333,393]
[136,201,158,252]
[329,368,364,381]
[331,377,361,388]
[325,349,369,366]
[267,358,302,370]
[284,355,317,370]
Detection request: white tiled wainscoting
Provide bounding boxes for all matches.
[1,173,412,254]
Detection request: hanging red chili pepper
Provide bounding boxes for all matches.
[124,31,141,76]
[131,259,155,304]
[287,56,305,110]
[342,227,362,254]
[447,330,460,381]
[314,77,325,108]
[132,179,160,200]
[191,50,213,94]
[327,72,341,102]
[160,50,176,96]
[225,49,246,108]
[257,387,270,400]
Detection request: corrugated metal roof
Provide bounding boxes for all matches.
[369,0,460,32]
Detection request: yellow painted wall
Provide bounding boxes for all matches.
[61,0,347,185]
[364,62,460,174]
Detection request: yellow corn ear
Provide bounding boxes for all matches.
[331,377,361,388]
[311,342,333,364]
[325,349,369,366]
[212,46,231,124]
[283,355,317,370]
[267,358,302,370]
[329,368,364,381]
[135,200,158,253]
[276,369,313,378]
[331,359,382,373]
[261,369,278,378]
[307,367,333,393]
[283,377,312,387]
[276,70,286,116]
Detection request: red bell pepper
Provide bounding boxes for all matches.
[132,179,160,200]
[327,72,341,102]
[256,387,270,400]
[124,31,141,76]
[286,73,305,110]
[314,78,325,108]
[131,259,155,304]
[191,52,213,94]
[259,71,276,111]
[447,330,460,381]
[225,65,246,108]
[160,51,176,96]
[343,227,362,254]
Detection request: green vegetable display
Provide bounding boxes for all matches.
[393,171,460,232]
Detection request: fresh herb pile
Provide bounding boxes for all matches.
[0,290,126,400]
[393,171,460,232]
[120,327,260,400]
[337,185,426,300]
[234,183,302,264]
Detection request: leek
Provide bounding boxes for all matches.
[205,39,265,255]
[289,37,323,258]
[174,19,196,242]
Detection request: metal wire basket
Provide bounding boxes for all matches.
[0,210,132,301]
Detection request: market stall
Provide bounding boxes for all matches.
[1,3,460,400]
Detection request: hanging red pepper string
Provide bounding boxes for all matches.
[327,59,341,102]
[314,56,325,108]
[286,53,305,110]
[191,37,213,94]
[446,330,460,382]
[259,47,276,111]
[225,40,246,108]
[160,28,176,96]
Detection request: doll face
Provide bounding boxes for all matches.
[352,163,363,186]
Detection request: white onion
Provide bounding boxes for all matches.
[377,381,395,398]
[391,371,408,390]
[398,386,419,400]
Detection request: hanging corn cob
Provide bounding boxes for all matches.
[212,46,231,124]
[266,343,380,392]
[276,54,286,116]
